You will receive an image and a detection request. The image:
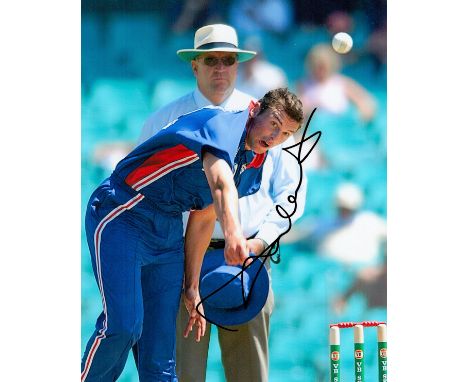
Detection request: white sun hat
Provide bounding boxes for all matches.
[177,24,257,63]
[335,182,364,210]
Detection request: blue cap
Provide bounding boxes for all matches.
[199,249,269,326]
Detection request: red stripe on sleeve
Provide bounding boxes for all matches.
[125,144,197,188]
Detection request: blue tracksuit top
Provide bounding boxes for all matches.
[106,106,265,215]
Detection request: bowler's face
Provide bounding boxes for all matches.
[192,52,238,104]
[246,107,300,154]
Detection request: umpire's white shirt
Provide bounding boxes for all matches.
[138,87,306,245]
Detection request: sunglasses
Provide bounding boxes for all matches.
[199,55,237,67]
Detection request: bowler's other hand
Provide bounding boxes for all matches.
[224,230,249,266]
[183,287,206,342]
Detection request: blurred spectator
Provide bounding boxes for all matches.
[287,182,386,269]
[228,0,293,37]
[92,141,134,173]
[293,0,357,28]
[325,10,354,36]
[333,254,387,315]
[171,0,224,34]
[236,36,288,99]
[366,20,387,74]
[311,182,386,268]
[297,44,376,122]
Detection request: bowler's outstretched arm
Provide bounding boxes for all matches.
[202,152,249,266]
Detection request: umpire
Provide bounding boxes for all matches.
[137,24,307,381]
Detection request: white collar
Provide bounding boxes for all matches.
[193,87,235,109]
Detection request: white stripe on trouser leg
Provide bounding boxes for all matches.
[81,194,144,381]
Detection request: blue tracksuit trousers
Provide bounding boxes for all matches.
[81,184,184,381]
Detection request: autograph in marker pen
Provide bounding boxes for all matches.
[197,108,322,331]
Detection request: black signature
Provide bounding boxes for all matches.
[197,108,322,331]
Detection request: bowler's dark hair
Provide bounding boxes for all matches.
[258,88,304,126]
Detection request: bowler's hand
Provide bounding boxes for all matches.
[183,287,206,342]
[224,230,249,266]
